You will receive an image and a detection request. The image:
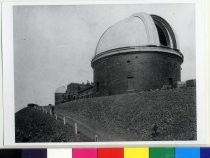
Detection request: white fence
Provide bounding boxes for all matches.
[34,106,99,141]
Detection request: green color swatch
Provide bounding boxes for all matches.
[150,148,174,158]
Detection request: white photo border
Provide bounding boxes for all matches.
[0,3,3,148]
[2,0,209,147]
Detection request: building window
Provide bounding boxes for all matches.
[168,78,173,85]
[73,96,76,100]
[127,76,133,79]
[96,82,99,92]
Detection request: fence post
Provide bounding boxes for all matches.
[63,117,66,125]
[95,135,98,142]
[75,123,78,135]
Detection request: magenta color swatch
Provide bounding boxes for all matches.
[72,148,97,158]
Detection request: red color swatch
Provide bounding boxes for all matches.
[98,148,123,158]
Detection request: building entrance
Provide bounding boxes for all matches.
[127,76,134,91]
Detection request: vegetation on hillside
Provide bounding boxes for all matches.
[15,87,196,142]
[15,107,93,142]
[55,87,196,141]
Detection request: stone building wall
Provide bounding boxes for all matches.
[92,51,183,96]
[55,93,65,105]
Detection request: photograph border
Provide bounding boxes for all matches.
[2,0,209,147]
[0,3,3,148]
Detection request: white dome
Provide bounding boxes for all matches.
[95,12,179,56]
[55,86,66,93]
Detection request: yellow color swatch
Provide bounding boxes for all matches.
[124,148,149,158]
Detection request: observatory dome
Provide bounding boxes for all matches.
[94,12,181,61]
[55,86,66,93]
[91,12,184,97]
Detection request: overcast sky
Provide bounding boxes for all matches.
[13,4,195,111]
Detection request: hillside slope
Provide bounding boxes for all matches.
[15,107,93,142]
[55,87,196,141]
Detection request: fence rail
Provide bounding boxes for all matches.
[34,106,99,141]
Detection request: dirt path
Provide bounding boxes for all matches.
[54,108,126,141]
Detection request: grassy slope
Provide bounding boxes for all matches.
[15,107,93,142]
[55,87,196,141]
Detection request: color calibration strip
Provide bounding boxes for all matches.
[0,148,210,158]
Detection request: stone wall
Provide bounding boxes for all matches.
[55,93,65,105]
[92,51,183,96]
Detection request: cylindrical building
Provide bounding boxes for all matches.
[91,13,184,96]
[55,86,66,105]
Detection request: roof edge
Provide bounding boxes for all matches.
[91,46,183,66]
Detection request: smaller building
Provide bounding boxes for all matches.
[78,85,94,99]
[65,82,94,101]
[55,86,66,105]
[186,79,196,87]
[175,81,186,88]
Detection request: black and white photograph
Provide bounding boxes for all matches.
[13,3,196,143]
[3,2,209,145]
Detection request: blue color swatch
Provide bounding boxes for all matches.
[22,149,47,158]
[200,148,210,158]
[175,148,200,158]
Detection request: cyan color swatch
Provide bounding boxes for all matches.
[175,148,200,158]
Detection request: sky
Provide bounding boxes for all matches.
[13,4,195,112]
